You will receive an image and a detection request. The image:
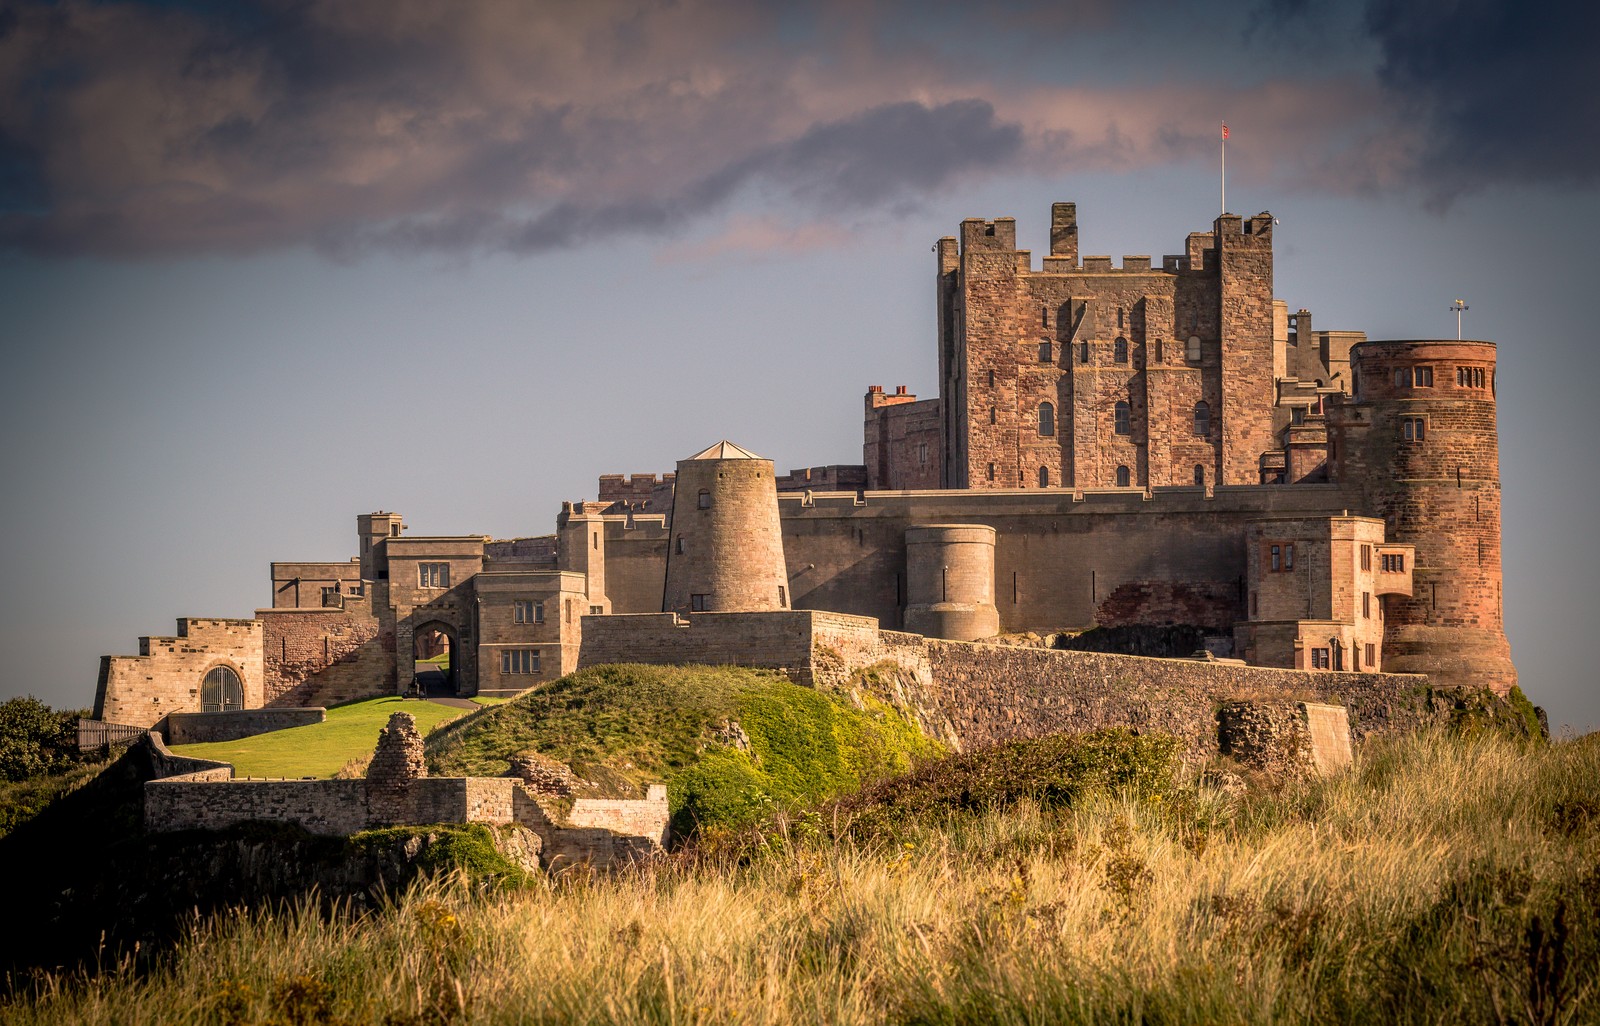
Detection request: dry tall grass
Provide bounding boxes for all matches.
[7,730,1596,1025]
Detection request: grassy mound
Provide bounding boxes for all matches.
[169,697,467,778]
[425,663,940,833]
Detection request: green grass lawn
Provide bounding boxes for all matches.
[169,697,469,779]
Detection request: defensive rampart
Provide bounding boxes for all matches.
[579,609,1444,756]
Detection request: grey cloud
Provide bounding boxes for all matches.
[1364,0,1600,199]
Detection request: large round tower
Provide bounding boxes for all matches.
[661,440,791,615]
[1331,340,1515,693]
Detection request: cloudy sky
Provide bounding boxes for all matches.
[2,0,1595,732]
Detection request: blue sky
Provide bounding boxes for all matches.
[1,0,1595,732]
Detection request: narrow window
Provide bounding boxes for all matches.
[1362,592,1372,618]
[1154,339,1163,363]
[1117,306,1125,328]
[593,531,599,549]
[1366,642,1376,666]
[1361,544,1372,571]
[918,443,928,467]
[989,406,997,425]
[1186,335,1201,362]
[690,594,709,612]
[1249,591,1258,616]
[1193,464,1205,486]
[1193,400,1210,437]
[697,489,711,509]
[988,369,996,387]
[1291,406,1306,426]
[1042,305,1049,327]
[987,462,996,481]
[1080,341,1090,364]
[1271,544,1282,572]
[1114,400,1131,435]
[1395,368,1408,388]
[1116,465,1130,487]
[675,535,684,555]
[1332,644,1344,671]
[1038,340,1052,363]
[1039,402,1055,437]
[1038,466,1049,487]
[778,585,787,607]
[1285,543,1295,570]
[534,600,545,623]
[1114,336,1128,363]
[390,523,400,536]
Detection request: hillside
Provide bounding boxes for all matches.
[425,663,942,832]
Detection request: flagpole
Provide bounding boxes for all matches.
[1220,122,1227,217]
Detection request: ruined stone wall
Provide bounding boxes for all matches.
[94,619,265,728]
[164,708,325,745]
[259,601,393,708]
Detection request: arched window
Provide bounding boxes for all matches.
[1114,336,1128,363]
[989,406,997,425]
[1194,464,1205,486]
[1114,400,1131,435]
[1193,400,1210,437]
[1186,335,1201,362]
[1038,466,1049,487]
[201,666,243,713]
[1038,402,1055,437]
[1116,465,1131,487]
[1038,340,1052,363]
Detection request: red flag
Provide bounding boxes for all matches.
[1222,122,1229,140]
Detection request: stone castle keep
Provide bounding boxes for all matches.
[93,202,1517,733]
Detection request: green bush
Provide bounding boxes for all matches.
[826,727,1183,842]
[0,697,82,783]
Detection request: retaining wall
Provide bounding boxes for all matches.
[164,708,326,745]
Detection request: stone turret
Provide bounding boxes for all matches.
[902,524,1000,641]
[1330,340,1515,693]
[661,441,791,614]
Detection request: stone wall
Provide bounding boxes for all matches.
[94,618,265,728]
[164,708,326,745]
[260,601,393,708]
[580,610,880,686]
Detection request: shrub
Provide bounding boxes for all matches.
[0,697,81,783]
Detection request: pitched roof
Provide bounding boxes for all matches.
[685,440,765,461]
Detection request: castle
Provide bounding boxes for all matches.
[91,202,1516,730]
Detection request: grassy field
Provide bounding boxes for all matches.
[3,728,1594,1024]
[169,697,469,778]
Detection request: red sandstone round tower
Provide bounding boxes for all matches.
[1331,340,1516,693]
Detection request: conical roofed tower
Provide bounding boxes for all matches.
[662,441,790,614]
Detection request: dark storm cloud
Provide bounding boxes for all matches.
[1364,0,1600,198]
[0,0,1587,258]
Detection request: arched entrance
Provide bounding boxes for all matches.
[412,620,461,697]
[201,665,244,712]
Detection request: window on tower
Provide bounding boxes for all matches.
[1193,400,1210,437]
[1114,337,1128,363]
[1038,340,1052,363]
[1039,402,1055,437]
[1116,465,1131,487]
[1114,401,1131,435]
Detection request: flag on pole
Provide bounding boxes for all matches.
[1222,122,1229,140]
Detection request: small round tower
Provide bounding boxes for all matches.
[661,440,790,614]
[1332,340,1515,693]
[902,524,1000,641]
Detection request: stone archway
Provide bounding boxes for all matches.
[411,619,461,697]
